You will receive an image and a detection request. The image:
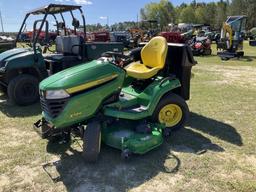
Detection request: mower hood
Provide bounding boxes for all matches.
[40,59,125,92]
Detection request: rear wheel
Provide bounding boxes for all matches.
[152,93,189,131]
[82,121,101,162]
[7,74,39,106]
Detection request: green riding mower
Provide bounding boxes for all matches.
[34,36,196,161]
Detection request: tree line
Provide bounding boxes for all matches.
[140,0,256,30]
[85,0,256,32]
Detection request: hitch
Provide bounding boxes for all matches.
[33,118,52,139]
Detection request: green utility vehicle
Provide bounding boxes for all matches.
[0,4,123,105]
[34,37,196,161]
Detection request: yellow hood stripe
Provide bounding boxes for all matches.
[66,74,118,94]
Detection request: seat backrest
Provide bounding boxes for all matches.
[56,35,82,55]
[141,36,168,69]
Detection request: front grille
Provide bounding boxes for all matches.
[40,97,68,118]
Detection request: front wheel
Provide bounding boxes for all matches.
[152,93,189,131]
[82,121,101,162]
[7,74,39,106]
[0,85,7,93]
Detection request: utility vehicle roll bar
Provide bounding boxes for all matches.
[15,4,87,51]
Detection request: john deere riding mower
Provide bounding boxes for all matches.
[34,37,196,161]
[217,16,247,60]
[0,4,123,106]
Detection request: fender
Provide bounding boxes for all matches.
[103,77,181,120]
[5,50,47,80]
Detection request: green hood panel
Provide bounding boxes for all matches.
[40,60,125,91]
[41,60,126,128]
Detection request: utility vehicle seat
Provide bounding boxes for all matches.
[55,35,82,56]
[125,36,168,79]
[43,35,83,62]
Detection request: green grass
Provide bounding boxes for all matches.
[0,42,256,192]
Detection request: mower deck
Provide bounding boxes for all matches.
[102,120,164,155]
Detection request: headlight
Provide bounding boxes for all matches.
[45,89,70,100]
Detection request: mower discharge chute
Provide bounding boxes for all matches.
[217,15,247,60]
[34,36,196,162]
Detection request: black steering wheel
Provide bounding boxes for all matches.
[102,51,132,67]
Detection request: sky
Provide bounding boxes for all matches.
[0,0,218,32]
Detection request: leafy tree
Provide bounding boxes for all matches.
[215,0,228,29]
[140,0,176,29]
[179,6,196,23]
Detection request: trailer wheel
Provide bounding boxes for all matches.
[82,121,101,162]
[7,74,39,106]
[152,93,189,131]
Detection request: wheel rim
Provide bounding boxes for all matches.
[21,83,36,99]
[158,104,182,127]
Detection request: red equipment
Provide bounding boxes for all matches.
[160,32,185,43]
[91,31,110,42]
[190,37,212,56]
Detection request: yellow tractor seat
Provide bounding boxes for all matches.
[125,36,168,79]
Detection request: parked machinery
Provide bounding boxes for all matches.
[189,36,212,56]
[0,35,15,53]
[217,16,247,60]
[0,4,124,105]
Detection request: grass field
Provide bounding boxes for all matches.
[0,42,256,192]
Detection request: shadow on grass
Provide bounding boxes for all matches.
[43,112,239,191]
[45,140,181,192]
[0,93,41,117]
[239,55,256,62]
[219,55,256,62]
[188,112,243,146]
[168,127,225,153]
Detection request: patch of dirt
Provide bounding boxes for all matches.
[242,155,256,170]
[182,178,212,191]
[12,166,40,185]
[0,175,10,189]
[130,174,184,192]
[171,145,195,153]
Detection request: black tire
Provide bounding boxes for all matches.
[204,49,212,56]
[7,74,39,106]
[221,57,229,61]
[152,93,189,131]
[0,85,7,93]
[82,121,101,162]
